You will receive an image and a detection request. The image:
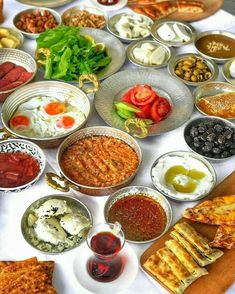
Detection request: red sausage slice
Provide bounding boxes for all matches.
[17,71,33,83]
[0,62,16,79]
[0,80,10,88]
[0,81,23,91]
[3,66,27,83]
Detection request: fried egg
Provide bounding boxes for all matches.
[9,95,86,138]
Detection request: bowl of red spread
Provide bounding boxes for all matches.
[104,186,172,243]
[0,139,46,192]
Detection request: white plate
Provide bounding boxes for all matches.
[89,0,127,11]
[73,242,138,293]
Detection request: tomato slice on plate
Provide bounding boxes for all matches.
[122,88,133,103]
[136,104,151,119]
[130,85,157,106]
[150,97,171,122]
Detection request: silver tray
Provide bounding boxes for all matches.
[222,58,235,85]
[95,69,194,136]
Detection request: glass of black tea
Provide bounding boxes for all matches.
[86,222,125,282]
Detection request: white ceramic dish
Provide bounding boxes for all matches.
[73,241,138,293]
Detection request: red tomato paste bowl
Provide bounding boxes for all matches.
[0,139,46,192]
[0,48,37,102]
[104,186,172,243]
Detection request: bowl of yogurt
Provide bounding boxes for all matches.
[151,150,216,202]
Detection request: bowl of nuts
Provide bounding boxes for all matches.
[184,116,235,161]
[62,5,107,29]
[13,7,61,39]
[168,53,219,86]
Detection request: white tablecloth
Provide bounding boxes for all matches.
[0,1,235,294]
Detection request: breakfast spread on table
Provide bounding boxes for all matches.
[0,0,235,293]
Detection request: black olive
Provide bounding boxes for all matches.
[224,130,232,140]
[212,147,221,154]
[206,133,216,142]
[218,134,226,145]
[198,126,206,133]
[185,136,192,144]
[202,145,212,153]
[206,121,215,128]
[190,126,198,137]
[221,151,230,158]
[213,154,221,159]
[214,124,223,132]
[206,128,214,135]
[205,142,214,148]
[230,149,235,155]
[230,143,235,149]
[198,134,207,142]
[225,141,233,148]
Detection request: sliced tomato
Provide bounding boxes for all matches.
[121,88,133,103]
[10,115,30,129]
[136,104,151,119]
[130,85,157,106]
[150,97,171,122]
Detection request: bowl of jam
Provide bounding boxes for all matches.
[0,139,46,192]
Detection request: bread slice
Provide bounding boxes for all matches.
[177,0,204,13]
[197,91,235,118]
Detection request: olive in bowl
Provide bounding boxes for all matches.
[184,116,235,160]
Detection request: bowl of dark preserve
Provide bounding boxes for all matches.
[0,139,46,192]
[184,116,235,161]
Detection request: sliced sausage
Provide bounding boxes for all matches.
[0,80,10,88]
[17,71,33,83]
[0,62,16,79]
[2,66,27,83]
[0,81,23,91]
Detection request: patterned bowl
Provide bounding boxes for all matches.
[0,139,46,193]
[0,48,37,102]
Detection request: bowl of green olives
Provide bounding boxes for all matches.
[168,53,219,86]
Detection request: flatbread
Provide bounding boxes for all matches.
[174,223,223,261]
[183,195,235,225]
[177,0,204,13]
[143,253,185,294]
[170,230,212,266]
[165,239,208,278]
[210,225,235,249]
[0,257,57,294]
[157,247,193,286]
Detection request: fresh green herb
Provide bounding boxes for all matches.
[36,26,112,81]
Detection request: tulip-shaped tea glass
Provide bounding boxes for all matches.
[86,222,125,282]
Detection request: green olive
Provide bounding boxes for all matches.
[175,69,183,76]
[184,72,191,79]
[183,60,193,67]
[191,75,197,82]
[196,61,205,69]
[205,72,212,79]
[182,65,191,71]
[193,69,200,76]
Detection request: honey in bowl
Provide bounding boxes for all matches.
[107,194,167,242]
[196,34,235,59]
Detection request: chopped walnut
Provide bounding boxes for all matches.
[206,41,230,53]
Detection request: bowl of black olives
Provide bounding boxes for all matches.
[184,116,235,160]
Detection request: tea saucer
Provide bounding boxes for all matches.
[73,242,138,293]
[89,0,128,11]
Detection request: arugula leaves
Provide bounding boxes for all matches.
[36,26,112,81]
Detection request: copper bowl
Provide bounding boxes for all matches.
[0,80,95,148]
[46,126,142,196]
[0,48,37,102]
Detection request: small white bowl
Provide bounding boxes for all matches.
[13,7,61,39]
[107,12,153,43]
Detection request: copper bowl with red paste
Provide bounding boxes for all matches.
[104,186,172,243]
[0,139,46,192]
